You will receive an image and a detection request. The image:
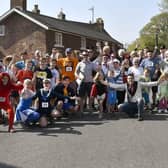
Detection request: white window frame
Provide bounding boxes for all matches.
[0,25,5,36]
[103,41,108,46]
[80,37,86,50]
[96,41,101,52]
[54,32,63,47]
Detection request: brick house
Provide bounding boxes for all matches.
[0,0,122,59]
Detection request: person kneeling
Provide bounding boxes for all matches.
[32,79,62,127]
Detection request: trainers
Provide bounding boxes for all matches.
[137,117,143,121]
[164,109,168,113]
[158,109,162,113]
[152,107,157,112]
[98,112,103,119]
[8,128,16,133]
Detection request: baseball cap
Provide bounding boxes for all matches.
[81,51,89,56]
[43,78,51,84]
[112,59,120,63]
[65,48,72,55]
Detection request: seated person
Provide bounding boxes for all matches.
[32,78,62,127]
[53,76,79,116]
[102,73,159,121]
[15,79,40,125]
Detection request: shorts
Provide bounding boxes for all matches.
[63,102,75,110]
[152,86,158,93]
[97,93,106,101]
[78,82,93,97]
[107,90,117,105]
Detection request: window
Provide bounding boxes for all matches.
[55,32,63,47]
[103,41,108,46]
[81,37,86,49]
[0,25,5,36]
[96,41,101,52]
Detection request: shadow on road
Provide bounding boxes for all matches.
[0,162,21,168]
[118,111,168,121]
[143,113,168,121]
[14,113,108,136]
[1,112,168,136]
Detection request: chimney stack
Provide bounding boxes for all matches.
[10,0,27,10]
[57,9,66,20]
[96,18,104,32]
[32,4,40,14]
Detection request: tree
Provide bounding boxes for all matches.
[140,12,168,47]
[128,12,168,51]
[159,0,168,12]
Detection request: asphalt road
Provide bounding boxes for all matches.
[0,112,168,168]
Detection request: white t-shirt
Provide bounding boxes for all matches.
[128,66,143,81]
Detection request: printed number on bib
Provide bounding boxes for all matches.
[42,102,49,108]
[0,97,5,102]
[65,67,73,72]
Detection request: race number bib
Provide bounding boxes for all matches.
[36,71,47,79]
[147,61,153,67]
[0,97,6,102]
[42,102,49,108]
[65,66,73,72]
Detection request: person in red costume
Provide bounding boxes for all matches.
[0,72,23,133]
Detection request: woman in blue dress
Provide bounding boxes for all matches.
[15,79,40,125]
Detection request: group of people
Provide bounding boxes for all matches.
[0,44,168,133]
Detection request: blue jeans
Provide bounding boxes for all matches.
[118,99,144,118]
[26,112,40,123]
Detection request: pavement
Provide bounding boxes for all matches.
[0,112,168,168]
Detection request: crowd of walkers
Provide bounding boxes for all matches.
[0,44,168,133]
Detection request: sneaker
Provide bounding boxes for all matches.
[164,109,168,113]
[158,109,162,113]
[137,117,143,121]
[98,112,103,119]
[152,107,158,112]
[8,128,16,133]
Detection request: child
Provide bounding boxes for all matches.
[106,70,117,114]
[15,79,40,125]
[157,70,168,113]
[139,68,152,110]
[90,72,107,119]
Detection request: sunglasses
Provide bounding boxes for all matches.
[43,82,50,84]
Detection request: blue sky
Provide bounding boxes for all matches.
[0,0,160,45]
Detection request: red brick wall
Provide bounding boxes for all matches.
[0,13,46,57]
[46,30,55,54]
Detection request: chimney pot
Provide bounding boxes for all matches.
[57,9,66,20]
[32,4,40,14]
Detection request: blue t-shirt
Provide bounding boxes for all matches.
[140,57,161,77]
